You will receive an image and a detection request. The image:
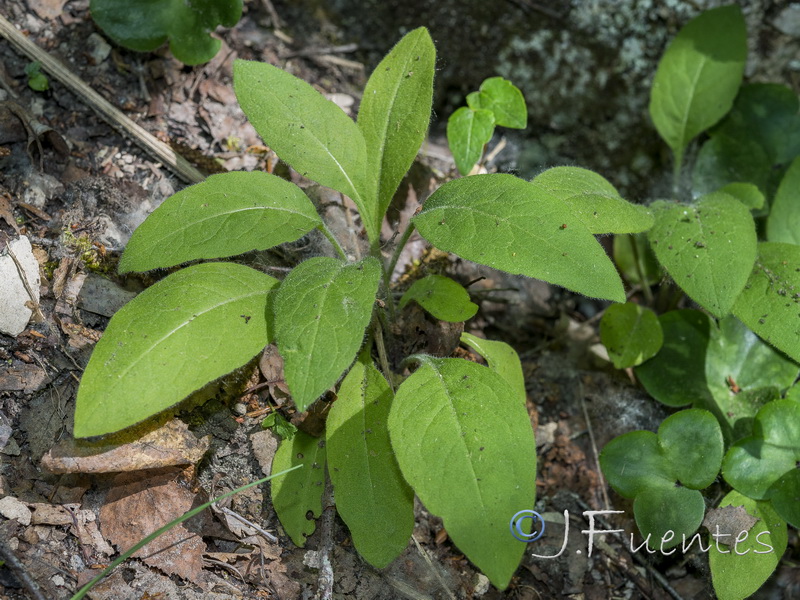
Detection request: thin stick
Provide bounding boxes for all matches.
[578,384,610,511]
[213,505,278,543]
[0,15,205,184]
[386,223,415,280]
[372,318,394,392]
[0,538,48,600]
[5,240,44,323]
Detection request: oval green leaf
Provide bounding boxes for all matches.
[767,156,800,245]
[273,257,381,411]
[358,27,435,234]
[447,107,495,176]
[233,60,375,241]
[648,193,757,317]
[717,182,764,211]
[599,431,671,498]
[388,357,536,590]
[532,167,653,234]
[633,485,706,550]
[709,491,787,600]
[74,263,277,437]
[658,409,724,489]
[399,275,478,323]
[271,431,326,547]
[90,0,242,65]
[732,242,800,363]
[599,302,663,369]
[649,4,746,160]
[414,174,625,302]
[119,172,321,273]
[466,77,527,129]
[723,399,800,527]
[460,332,525,405]
[327,359,414,568]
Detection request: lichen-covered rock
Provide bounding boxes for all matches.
[303,0,797,198]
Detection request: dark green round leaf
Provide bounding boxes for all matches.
[723,400,800,526]
[119,172,321,273]
[90,0,242,65]
[599,431,671,498]
[399,275,478,323]
[658,409,724,489]
[634,486,706,550]
[600,302,663,369]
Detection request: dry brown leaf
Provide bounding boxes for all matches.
[100,470,206,582]
[703,504,759,542]
[41,419,210,474]
[259,343,290,402]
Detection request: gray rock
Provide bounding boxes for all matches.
[0,236,40,336]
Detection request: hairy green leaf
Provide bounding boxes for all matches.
[600,302,663,369]
[119,172,321,273]
[460,332,525,405]
[388,357,536,589]
[74,263,277,437]
[767,156,800,244]
[399,275,478,323]
[649,4,746,160]
[90,0,242,65]
[709,491,787,600]
[717,182,764,211]
[358,27,435,234]
[648,193,756,317]
[414,174,625,302]
[447,107,495,176]
[600,409,723,548]
[273,257,381,411]
[271,431,326,547]
[733,242,800,363]
[327,358,414,568]
[466,77,527,129]
[532,167,653,234]
[233,60,376,241]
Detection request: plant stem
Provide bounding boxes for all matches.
[318,223,347,261]
[672,149,683,200]
[386,223,415,280]
[69,465,301,600]
[372,318,394,391]
[629,234,654,305]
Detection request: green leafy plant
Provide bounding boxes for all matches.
[447,76,527,175]
[599,409,723,547]
[597,5,800,598]
[89,0,242,65]
[73,5,800,595]
[25,61,48,92]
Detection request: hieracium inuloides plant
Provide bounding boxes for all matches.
[75,5,799,595]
